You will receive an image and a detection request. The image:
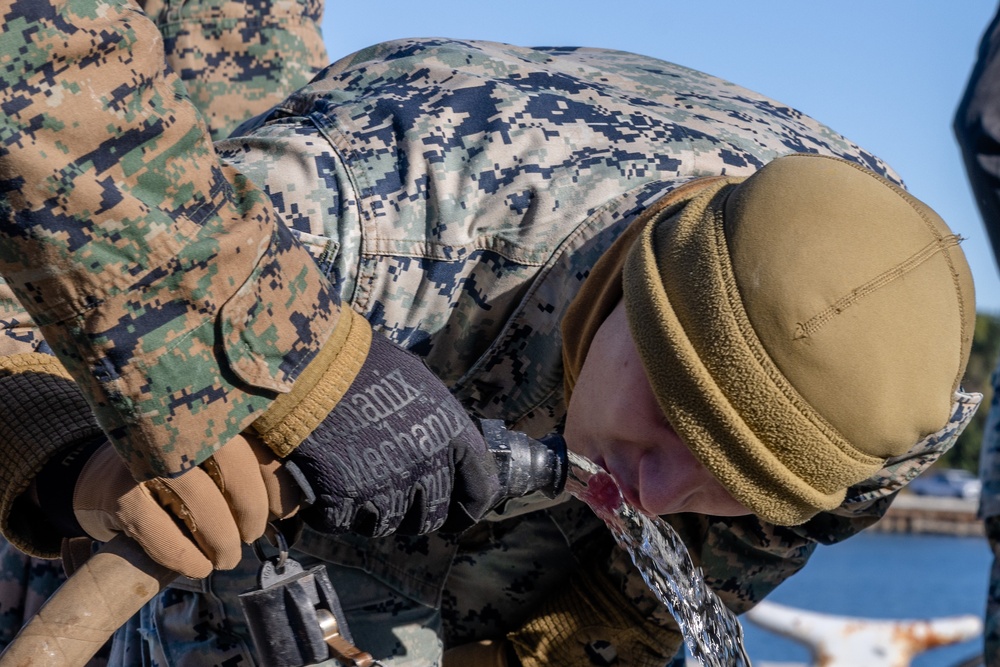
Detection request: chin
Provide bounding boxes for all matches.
[696,504,754,518]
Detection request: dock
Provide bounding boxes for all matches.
[871,493,983,537]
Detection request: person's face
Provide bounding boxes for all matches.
[564,300,751,518]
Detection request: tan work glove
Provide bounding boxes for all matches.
[73,434,300,579]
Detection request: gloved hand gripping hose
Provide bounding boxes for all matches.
[280,333,568,537]
[237,426,567,666]
[0,424,567,667]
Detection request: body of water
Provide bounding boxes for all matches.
[734,532,992,666]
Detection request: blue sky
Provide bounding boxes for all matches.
[321,1,1000,313]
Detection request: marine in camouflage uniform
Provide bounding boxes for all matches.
[955,4,1000,664]
[0,2,979,666]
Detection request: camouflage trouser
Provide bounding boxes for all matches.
[0,543,99,660]
[0,543,57,645]
[982,357,1000,666]
[105,510,575,666]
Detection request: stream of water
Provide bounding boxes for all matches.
[565,451,752,667]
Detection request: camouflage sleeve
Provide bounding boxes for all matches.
[138,0,328,141]
[0,0,360,480]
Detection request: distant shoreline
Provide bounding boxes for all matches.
[873,493,983,537]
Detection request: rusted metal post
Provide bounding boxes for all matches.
[746,600,982,667]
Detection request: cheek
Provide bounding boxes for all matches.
[635,446,689,515]
[564,364,645,462]
[636,436,752,517]
[564,383,605,460]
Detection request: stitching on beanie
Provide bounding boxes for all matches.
[714,211,856,456]
[794,234,962,340]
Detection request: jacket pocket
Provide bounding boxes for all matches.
[220,218,339,394]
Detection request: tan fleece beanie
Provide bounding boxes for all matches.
[623,153,975,526]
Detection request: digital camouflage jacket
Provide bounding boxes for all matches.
[0,1,977,664]
[213,36,977,664]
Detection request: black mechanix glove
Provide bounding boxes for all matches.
[285,333,503,537]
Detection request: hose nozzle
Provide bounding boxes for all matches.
[481,420,567,500]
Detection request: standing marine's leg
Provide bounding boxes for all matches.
[955,5,1000,664]
[983,364,1000,666]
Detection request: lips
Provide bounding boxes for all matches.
[598,455,643,510]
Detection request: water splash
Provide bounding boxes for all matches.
[565,451,752,667]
